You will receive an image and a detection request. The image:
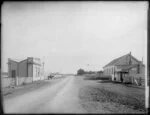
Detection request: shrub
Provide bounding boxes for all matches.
[77,68,85,75]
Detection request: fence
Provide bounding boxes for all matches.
[1,75,48,88]
[1,77,15,88]
[1,76,33,88]
[17,77,33,85]
[123,75,145,86]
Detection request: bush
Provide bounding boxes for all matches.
[77,68,85,75]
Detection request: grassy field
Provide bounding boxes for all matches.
[79,74,146,113]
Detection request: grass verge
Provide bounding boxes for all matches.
[79,84,145,113]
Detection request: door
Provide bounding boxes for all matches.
[12,70,16,78]
[120,72,123,82]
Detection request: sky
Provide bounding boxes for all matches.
[2,1,148,74]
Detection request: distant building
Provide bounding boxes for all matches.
[50,72,62,78]
[103,52,145,83]
[8,57,44,81]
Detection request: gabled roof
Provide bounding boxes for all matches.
[103,53,142,68]
[8,58,22,62]
[8,58,28,63]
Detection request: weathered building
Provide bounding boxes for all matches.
[103,52,145,85]
[8,57,44,82]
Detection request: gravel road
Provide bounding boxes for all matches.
[3,75,144,114]
[3,76,86,113]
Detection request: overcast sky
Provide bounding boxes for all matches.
[2,2,148,74]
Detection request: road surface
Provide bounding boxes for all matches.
[3,76,86,113]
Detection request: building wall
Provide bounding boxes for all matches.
[104,65,145,82]
[28,63,33,77]
[27,57,33,77]
[5,57,45,87]
[129,64,145,78]
[103,66,116,76]
[8,60,18,77]
[33,65,42,81]
[1,77,33,88]
[18,60,28,77]
[32,58,44,81]
[140,65,145,78]
[17,77,33,85]
[8,57,44,81]
[1,77,16,88]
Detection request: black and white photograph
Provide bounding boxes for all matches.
[1,1,149,114]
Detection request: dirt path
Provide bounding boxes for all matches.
[36,75,86,113]
[3,76,86,113]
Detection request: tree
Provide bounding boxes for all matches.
[77,68,85,75]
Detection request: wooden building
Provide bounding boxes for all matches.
[103,52,145,85]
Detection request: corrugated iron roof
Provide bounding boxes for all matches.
[103,53,142,68]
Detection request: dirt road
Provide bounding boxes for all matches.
[3,76,86,113]
[3,75,144,114]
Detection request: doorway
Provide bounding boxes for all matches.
[12,70,16,77]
